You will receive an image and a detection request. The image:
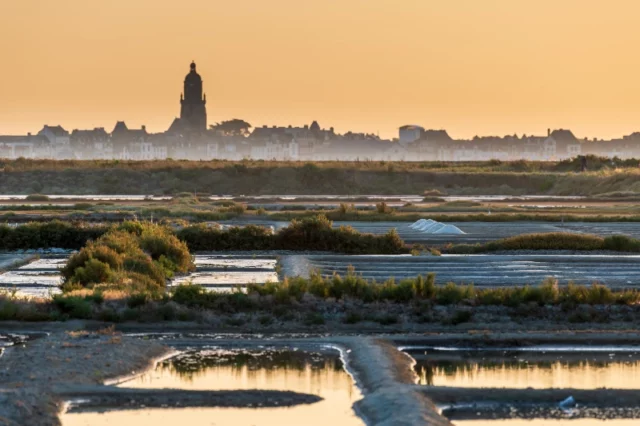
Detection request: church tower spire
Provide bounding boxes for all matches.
[179,61,207,132]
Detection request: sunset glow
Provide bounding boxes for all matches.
[3,0,640,138]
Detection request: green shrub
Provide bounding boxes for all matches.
[25,194,50,201]
[127,293,150,308]
[171,284,217,308]
[62,221,195,293]
[73,203,93,210]
[447,232,618,253]
[157,304,177,321]
[586,283,614,305]
[303,312,325,325]
[449,309,473,325]
[258,314,274,325]
[437,282,474,305]
[375,314,399,325]
[70,259,114,287]
[376,202,394,214]
[416,273,436,299]
[227,292,257,311]
[0,221,107,251]
[52,295,93,319]
[226,317,246,326]
[343,312,363,324]
[603,235,640,252]
[0,301,19,320]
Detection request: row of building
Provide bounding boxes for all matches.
[3,122,640,161]
[4,61,639,161]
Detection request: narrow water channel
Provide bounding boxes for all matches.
[61,347,363,426]
[404,347,640,425]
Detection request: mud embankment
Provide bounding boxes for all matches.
[0,330,169,425]
[0,329,324,425]
[340,338,451,426]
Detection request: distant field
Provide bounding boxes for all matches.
[1,157,640,196]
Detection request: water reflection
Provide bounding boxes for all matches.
[62,347,363,426]
[410,350,640,389]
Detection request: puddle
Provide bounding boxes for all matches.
[408,348,640,389]
[171,271,278,286]
[19,258,67,270]
[0,271,62,286]
[194,257,277,270]
[62,347,363,426]
[0,334,30,348]
[0,333,35,357]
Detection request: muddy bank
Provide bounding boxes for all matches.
[0,329,170,425]
[9,319,640,339]
[447,406,640,421]
[393,330,640,349]
[423,386,640,407]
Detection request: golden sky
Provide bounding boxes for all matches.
[3,0,640,139]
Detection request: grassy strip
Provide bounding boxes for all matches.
[1,156,638,173]
[0,216,407,254]
[5,158,640,196]
[244,274,638,306]
[445,233,640,253]
[1,275,637,323]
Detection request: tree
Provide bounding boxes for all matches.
[209,119,252,137]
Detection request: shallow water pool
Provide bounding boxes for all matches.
[408,348,640,389]
[61,347,363,426]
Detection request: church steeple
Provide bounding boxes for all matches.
[179,61,207,132]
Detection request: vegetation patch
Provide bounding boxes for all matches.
[0,221,107,250]
[4,157,640,196]
[25,194,50,201]
[446,233,640,253]
[0,216,408,253]
[61,221,194,294]
[178,215,407,254]
[2,273,640,323]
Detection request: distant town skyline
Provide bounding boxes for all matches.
[4,0,640,139]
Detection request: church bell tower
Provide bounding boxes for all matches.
[180,61,207,132]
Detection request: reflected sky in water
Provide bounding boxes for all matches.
[61,348,363,426]
[411,350,640,389]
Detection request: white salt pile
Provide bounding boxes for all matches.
[410,219,434,229]
[409,219,465,235]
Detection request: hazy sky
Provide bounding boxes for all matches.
[3,0,640,139]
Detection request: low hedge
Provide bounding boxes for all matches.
[446,233,640,254]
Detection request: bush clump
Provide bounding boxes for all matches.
[0,221,107,250]
[25,194,50,201]
[178,215,407,254]
[61,221,194,293]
